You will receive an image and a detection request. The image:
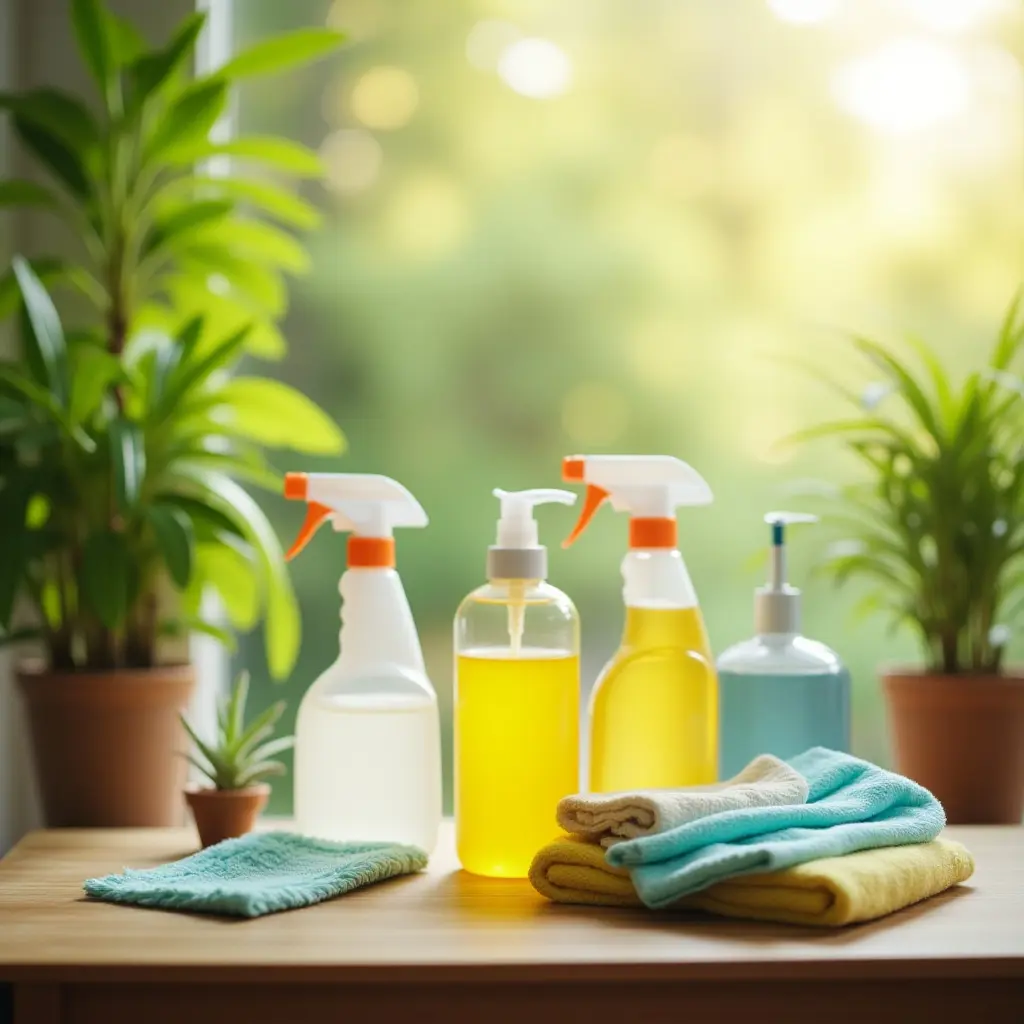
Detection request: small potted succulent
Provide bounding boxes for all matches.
[795,296,1024,823]
[181,671,294,848]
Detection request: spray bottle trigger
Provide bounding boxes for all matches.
[286,501,333,561]
[563,484,610,548]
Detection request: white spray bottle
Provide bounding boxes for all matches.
[284,472,441,852]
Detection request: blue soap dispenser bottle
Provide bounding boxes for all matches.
[717,511,850,778]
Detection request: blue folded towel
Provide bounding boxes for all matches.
[84,831,427,918]
[605,747,945,908]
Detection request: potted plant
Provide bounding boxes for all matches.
[181,671,292,847]
[0,0,345,826]
[795,296,1024,823]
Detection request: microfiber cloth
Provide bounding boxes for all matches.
[606,747,945,908]
[83,831,427,918]
[557,754,809,847]
[529,834,973,927]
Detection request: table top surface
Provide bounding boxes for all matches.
[0,823,1021,984]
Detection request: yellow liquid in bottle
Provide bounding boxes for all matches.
[456,650,579,877]
[589,607,717,793]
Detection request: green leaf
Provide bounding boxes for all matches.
[186,175,321,229]
[0,478,30,627]
[218,28,345,79]
[198,543,260,629]
[142,199,234,260]
[148,503,194,588]
[195,218,310,274]
[105,10,148,66]
[0,258,67,318]
[227,671,249,747]
[146,77,228,162]
[236,760,287,787]
[183,617,237,651]
[245,735,294,764]
[216,377,344,453]
[69,346,123,423]
[178,470,299,678]
[0,364,94,449]
[126,12,205,112]
[992,289,1023,371]
[0,88,99,150]
[155,323,249,422]
[158,493,246,540]
[109,417,145,511]
[176,249,286,316]
[0,180,58,209]
[12,255,68,406]
[80,529,132,629]
[11,116,91,199]
[169,136,324,176]
[233,699,284,757]
[180,713,230,783]
[71,0,114,93]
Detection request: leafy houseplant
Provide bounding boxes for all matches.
[796,296,1024,823]
[1,0,345,827]
[182,672,292,847]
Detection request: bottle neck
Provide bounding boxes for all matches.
[621,548,697,608]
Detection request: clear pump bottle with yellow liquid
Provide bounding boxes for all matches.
[562,455,718,793]
[455,488,580,878]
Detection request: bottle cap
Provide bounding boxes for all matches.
[488,488,576,580]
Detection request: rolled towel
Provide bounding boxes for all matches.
[528,835,974,927]
[607,748,946,908]
[557,754,809,846]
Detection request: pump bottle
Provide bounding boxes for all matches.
[454,488,580,878]
[284,472,441,852]
[562,455,718,792]
[717,511,851,778]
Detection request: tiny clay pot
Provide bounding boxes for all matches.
[185,784,270,848]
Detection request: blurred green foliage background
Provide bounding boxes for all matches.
[228,0,1023,813]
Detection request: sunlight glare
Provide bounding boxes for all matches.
[498,38,572,99]
[832,39,970,135]
[351,66,419,130]
[767,0,840,24]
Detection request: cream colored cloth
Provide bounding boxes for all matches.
[557,754,809,847]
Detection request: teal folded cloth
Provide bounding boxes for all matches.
[606,747,945,908]
[84,831,427,918]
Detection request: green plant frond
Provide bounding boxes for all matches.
[217,27,346,80]
[184,752,218,788]
[851,334,944,442]
[234,700,286,759]
[991,288,1024,371]
[166,135,325,176]
[226,671,250,748]
[246,736,295,764]
[235,760,287,788]
[125,12,205,113]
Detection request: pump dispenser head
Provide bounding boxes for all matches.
[488,488,576,580]
[755,511,818,634]
[284,472,427,566]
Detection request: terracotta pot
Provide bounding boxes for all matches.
[17,662,195,827]
[185,785,269,848]
[883,669,1024,824]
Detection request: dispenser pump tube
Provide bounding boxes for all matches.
[754,511,818,635]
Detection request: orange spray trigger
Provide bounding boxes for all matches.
[286,501,332,561]
[563,484,610,548]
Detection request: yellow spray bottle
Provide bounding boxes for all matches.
[454,488,580,878]
[562,455,718,792]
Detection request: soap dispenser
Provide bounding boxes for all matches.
[454,488,580,878]
[717,511,851,778]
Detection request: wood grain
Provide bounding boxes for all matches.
[0,824,1021,987]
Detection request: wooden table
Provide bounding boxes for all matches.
[0,824,1021,1023]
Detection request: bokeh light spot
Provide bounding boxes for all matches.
[321,129,384,195]
[498,38,572,99]
[562,382,630,446]
[351,66,419,130]
[832,38,970,135]
[383,174,469,258]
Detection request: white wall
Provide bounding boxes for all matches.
[0,0,216,854]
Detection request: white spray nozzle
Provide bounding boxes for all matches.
[764,510,818,590]
[562,454,712,547]
[284,472,427,560]
[493,488,577,549]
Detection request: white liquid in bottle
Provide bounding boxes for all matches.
[295,690,441,851]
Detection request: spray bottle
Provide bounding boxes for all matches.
[717,511,850,778]
[562,455,718,792]
[284,472,441,852]
[454,488,580,877]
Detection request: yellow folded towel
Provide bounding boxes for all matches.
[529,836,974,927]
